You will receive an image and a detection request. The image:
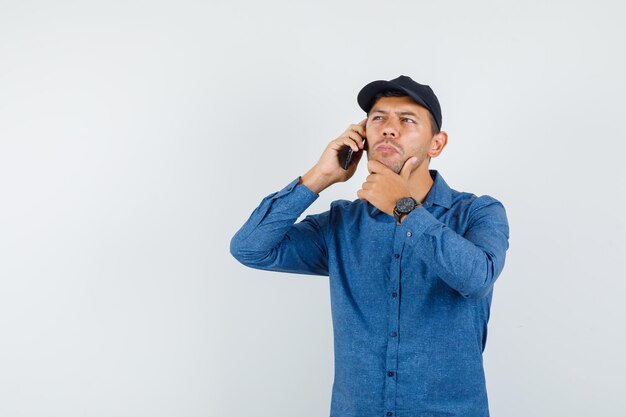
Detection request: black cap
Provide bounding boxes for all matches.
[357,75,442,130]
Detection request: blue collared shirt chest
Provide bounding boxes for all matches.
[231,171,509,417]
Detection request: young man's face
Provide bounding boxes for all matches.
[365,96,437,174]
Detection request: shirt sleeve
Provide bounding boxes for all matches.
[230,178,330,276]
[402,196,510,299]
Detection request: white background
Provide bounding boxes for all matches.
[1,1,625,416]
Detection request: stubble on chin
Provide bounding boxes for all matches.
[385,160,403,174]
[367,152,403,174]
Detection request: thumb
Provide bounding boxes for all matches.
[400,157,418,180]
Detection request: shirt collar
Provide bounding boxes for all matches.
[423,170,452,209]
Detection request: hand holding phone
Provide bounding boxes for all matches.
[338,137,367,170]
[302,120,367,194]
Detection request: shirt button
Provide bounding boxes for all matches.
[388,371,394,377]
[391,292,397,298]
[389,331,397,337]
[387,412,393,416]
[393,253,400,259]
[406,231,412,237]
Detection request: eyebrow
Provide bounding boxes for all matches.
[370,109,422,119]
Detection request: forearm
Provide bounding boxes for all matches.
[403,199,509,299]
[301,167,334,195]
[230,178,328,274]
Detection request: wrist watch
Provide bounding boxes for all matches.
[393,197,421,224]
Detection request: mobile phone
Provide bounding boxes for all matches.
[338,138,367,170]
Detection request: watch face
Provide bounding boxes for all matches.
[396,197,416,214]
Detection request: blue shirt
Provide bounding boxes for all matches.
[230,171,509,417]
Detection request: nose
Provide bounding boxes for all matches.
[382,119,398,139]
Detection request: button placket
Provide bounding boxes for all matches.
[383,229,406,416]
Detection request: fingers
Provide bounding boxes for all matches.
[349,121,367,140]
[341,122,366,149]
[331,136,360,152]
[367,159,389,174]
[356,178,375,200]
[330,124,365,152]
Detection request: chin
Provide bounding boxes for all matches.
[387,162,402,174]
[370,155,402,174]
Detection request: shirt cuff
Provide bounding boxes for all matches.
[399,206,441,235]
[272,177,319,205]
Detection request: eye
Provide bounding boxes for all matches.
[371,115,384,121]
[402,117,416,124]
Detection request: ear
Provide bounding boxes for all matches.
[428,131,448,158]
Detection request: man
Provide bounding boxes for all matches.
[230,75,509,417]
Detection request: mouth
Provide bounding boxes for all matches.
[373,143,400,155]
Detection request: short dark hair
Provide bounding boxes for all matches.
[368,90,440,136]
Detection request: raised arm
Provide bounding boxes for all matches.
[230,120,368,275]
